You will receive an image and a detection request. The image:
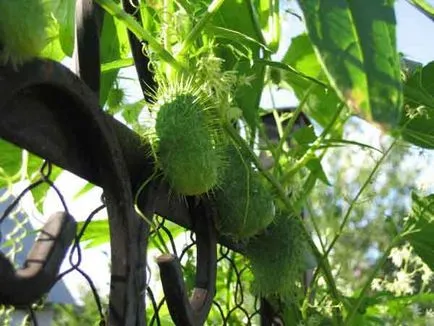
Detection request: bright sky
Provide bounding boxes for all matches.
[21,0,434,306]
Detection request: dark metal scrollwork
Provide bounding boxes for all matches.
[157,197,217,326]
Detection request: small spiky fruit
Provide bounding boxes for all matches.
[215,145,274,240]
[0,0,49,66]
[246,213,308,301]
[155,89,224,195]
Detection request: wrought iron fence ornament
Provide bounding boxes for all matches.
[157,197,217,326]
[0,162,76,307]
[0,212,76,307]
[0,58,150,325]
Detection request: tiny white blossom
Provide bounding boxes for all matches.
[387,270,414,295]
[389,245,411,268]
[371,278,383,291]
[421,262,433,285]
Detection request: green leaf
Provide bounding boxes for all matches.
[211,0,265,132]
[50,0,76,57]
[400,61,434,148]
[77,219,110,249]
[257,0,280,53]
[298,0,402,128]
[282,34,322,79]
[291,126,330,185]
[0,140,22,187]
[40,14,66,62]
[292,125,317,145]
[277,34,344,136]
[31,164,63,213]
[101,58,134,73]
[77,218,186,250]
[73,182,95,200]
[122,100,146,127]
[305,158,330,185]
[404,192,434,270]
[99,12,130,107]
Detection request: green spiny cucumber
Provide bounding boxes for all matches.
[246,213,309,301]
[0,0,49,66]
[215,145,275,240]
[155,85,224,196]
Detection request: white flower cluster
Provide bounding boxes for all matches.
[370,243,433,322]
[372,244,433,296]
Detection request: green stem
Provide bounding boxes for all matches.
[344,235,401,325]
[274,91,308,161]
[134,171,171,254]
[177,0,226,57]
[162,0,172,51]
[94,0,185,71]
[175,0,194,15]
[281,103,344,183]
[301,201,327,320]
[323,140,397,260]
[246,0,267,46]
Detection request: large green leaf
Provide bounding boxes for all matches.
[40,13,66,62]
[99,12,130,107]
[277,34,344,136]
[77,218,185,250]
[77,219,110,249]
[51,0,76,57]
[404,192,434,270]
[291,126,330,185]
[298,0,402,128]
[0,140,22,188]
[0,140,62,210]
[211,0,265,131]
[31,164,63,213]
[400,61,434,148]
[257,0,280,53]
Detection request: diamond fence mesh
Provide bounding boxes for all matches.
[0,153,280,325]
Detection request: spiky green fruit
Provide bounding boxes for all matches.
[215,145,274,240]
[246,214,309,301]
[0,0,49,66]
[155,93,223,195]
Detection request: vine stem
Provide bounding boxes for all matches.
[134,170,171,254]
[94,0,185,71]
[177,0,226,57]
[223,122,342,319]
[281,102,344,184]
[344,234,401,325]
[323,139,397,260]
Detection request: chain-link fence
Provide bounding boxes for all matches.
[0,156,280,325]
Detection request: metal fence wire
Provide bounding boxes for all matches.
[145,216,270,325]
[0,161,107,326]
[0,156,282,325]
